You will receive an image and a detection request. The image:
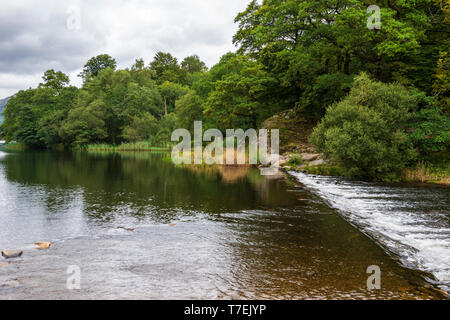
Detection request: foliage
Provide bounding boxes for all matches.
[159,81,189,115]
[310,74,419,181]
[0,71,78,147]
[122,112,158,142]
[233,0,447,117]
[407,103,450,154]
[203,53,278,130]
[175,90,203,133]
[0,1,447,183]
[78,54,117,81]
[59,99,108,146]
[149,52,183,84]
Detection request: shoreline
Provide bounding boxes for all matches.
[3,142,449,186]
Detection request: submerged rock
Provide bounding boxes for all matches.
[34,242,52,250]
[118,227,135,232]
[1,250,23,259]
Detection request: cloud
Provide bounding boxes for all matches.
[0,0,249,97]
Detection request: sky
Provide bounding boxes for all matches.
[0,0,250,98]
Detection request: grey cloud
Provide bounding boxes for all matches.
[0,0,249,97]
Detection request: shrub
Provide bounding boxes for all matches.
[310,73,418,181]
[286,153,303,166]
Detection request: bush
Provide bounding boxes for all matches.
[286,153,303,166]
[310,73,418,181]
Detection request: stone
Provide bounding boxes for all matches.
[118,227,135,232]
[309,159,325,166]
[302,153,320,162]
[278,156,288,166]
[34,242,52,250]
[1,250,23,259]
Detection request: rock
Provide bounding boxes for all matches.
[34,242,52,250]
[3,279,20,288]
[302,153,320,161]
[309,159,325,166]
[1,250,23,259]
[277,156,288,166]
[118,227,135,232]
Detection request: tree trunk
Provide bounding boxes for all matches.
[344,51,351,75]
[164,97,168,116]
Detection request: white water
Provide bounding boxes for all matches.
[290,171,450,291]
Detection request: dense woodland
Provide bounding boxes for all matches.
[1,0,449,180]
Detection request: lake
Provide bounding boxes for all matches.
[0,149,448,299]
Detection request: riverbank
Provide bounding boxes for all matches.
[280,152,450,186]
[83,142,171,152]
[262,110,449,186]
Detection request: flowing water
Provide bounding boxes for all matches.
[0,149,448,299]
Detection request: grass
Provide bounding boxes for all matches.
[402,161,450,185]
[3,142,29,150]
[285,153,304,166]
[301,164,347,177]
[83,141,172,152]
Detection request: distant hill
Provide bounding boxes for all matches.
[0,96,12,124]
[0,96,11,113]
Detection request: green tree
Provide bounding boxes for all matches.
[79,54,117,81]
[203,54,278,130]
[60,99,108,146]
[159,81,189,115]
[122,112,158,142]
[181,55,207,73]
[233,0,447,116]
[310,73,418,181]
[175,90,203,132]
[40,69,70,92]
[1,70,78,147]
[149,52,183,84]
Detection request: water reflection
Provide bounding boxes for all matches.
[0,150,447,299]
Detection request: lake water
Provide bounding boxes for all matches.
[0,149,448,299]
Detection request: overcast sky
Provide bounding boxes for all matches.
[0,0,249,97]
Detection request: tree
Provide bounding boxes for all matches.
[149,52,183,84]
[79,54,117,81]
[175,90,203,133]
[310,73,418,181]
[159,81,189,115]
[39,69,70,92]
[203,54,278,130]
[153,113,177,146]
[233,0,447,117]
[60,99,108,146]
[181,55,207,73]
[122,112,158,142]
[406,92,450,155]
[0,70,78,147]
